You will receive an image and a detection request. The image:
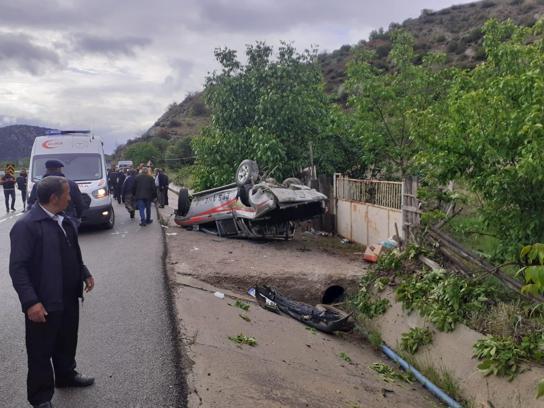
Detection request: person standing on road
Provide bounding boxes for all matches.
[132,167,156,226]
[115,170,126,205]
[17,169,28,211]
[9,176,95,408]
[1,170,17,212]
[155,168,169,208]
[27,160,85,225]
[121,169,137,219]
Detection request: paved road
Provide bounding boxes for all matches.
[0,199,182,407]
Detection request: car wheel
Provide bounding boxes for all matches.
[238,184,252,207]
[282,177,303,187]
[103,208,115,229]
[177,188,191,216]
[235,160,259,186]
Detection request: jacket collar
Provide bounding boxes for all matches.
[27,204,56,222]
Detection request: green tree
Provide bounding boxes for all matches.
[123,142,160,166]
[193,42,331,189]
[165,138,194,170]
[416,19,544,257]
[346,30,453,178]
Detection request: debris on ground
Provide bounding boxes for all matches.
[339,352,353,364]
[239,314,251,322]
[255,285,354,333]
[166,232,178,236]
[214,291,225,299]
[340,238,351,244]
[370,363,414,384]
[234,300,250,311]
[228,333,257,347]
[363,244,383,263]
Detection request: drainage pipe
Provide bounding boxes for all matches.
[380,343,462,408]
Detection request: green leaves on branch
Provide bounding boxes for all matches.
[517,244,544,295]
[416,19,544,259]
[396,269,494,332]
[473,332,544,383]
[400,327,433,355]
[194,42,334,190]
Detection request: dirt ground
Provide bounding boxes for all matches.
[158,199,438,408]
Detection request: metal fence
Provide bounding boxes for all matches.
[334,175,402,210]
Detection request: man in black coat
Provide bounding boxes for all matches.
[27,160,85,223]
[132,167,156,226]
[156,168,169,208]
[10,176,95,408]
[115,170,126,204]
[121,169,136,219]
[17,169,28,210]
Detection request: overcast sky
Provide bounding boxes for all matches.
[0,0,474,153]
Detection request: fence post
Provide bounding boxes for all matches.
[402,176,419,242]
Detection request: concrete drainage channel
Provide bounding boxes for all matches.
[164,187,460,406]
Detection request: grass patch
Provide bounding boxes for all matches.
[228,333,257,347]
[234,300,250,311]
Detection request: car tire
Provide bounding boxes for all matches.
[238,184,252,207]
[282,177,303,187]
[235,160,259,186]
[103,208,115,229]
[177,188,190,216]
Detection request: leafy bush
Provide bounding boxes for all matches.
[517,244,544,295]
[401,327,433,354]
[473,336,527,380]
[396,269,495,331]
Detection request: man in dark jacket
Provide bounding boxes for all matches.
[132,167,156,226]
[155,168,169,208]
[17,169,28,210]
[27,160,85,222]
[9,176,95,408]
[1,169,17,212]
[121,169,136,219]
[115,170,126,204]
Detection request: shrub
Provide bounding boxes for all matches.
[401,327,433,354]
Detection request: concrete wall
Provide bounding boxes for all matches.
[371,290,544,408]
[336,199,401,246]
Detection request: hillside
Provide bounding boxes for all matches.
[115,0,544,159]
[0,125,52,162]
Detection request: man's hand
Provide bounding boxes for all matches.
[27,303,48,323]
[85,276,95,293]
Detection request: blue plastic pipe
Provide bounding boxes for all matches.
[381,344,462,408]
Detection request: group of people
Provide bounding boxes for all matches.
[107,165,169,227]
[1,168,28,212]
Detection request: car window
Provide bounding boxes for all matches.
[32,154,103,181]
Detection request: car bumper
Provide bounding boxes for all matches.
[81,204,113,225]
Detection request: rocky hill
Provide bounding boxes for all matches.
[0,125,52,162]
[115,0,544,158]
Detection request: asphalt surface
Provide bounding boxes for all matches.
[0,198,182,407]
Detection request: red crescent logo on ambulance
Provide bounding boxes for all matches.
[42,139,63,149]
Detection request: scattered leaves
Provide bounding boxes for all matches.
[228,333,257,347]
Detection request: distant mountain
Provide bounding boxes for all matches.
[0,125,52,162]
[114,0,544,159]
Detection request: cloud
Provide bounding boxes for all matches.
[0,32,61,75]
[0,0,478,153]
[70,33,151,57]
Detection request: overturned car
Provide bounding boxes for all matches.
[174,160,327,239]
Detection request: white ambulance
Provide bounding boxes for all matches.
[28,130,115,228]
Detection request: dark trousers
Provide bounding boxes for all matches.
[137,198,151,222]
[20,189,27,209]
[4,189,15,210]
[25,300,79,405]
